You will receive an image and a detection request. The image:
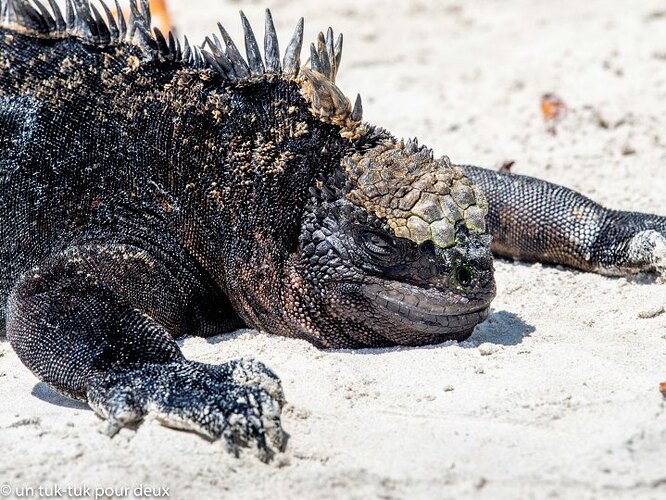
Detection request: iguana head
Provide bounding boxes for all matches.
[282,135,496,347]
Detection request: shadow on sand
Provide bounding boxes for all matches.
[203,328,259,345]
[468,309,535,346]
[333,309,535,356]
[31,382,90,410]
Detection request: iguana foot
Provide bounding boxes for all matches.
[626,230,666,278]
[87,358,287,461]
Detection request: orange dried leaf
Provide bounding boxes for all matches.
[116,0,173,34]
[149,0,173,34]
[540,93,567,121]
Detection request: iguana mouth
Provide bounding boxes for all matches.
[362,281,492,341]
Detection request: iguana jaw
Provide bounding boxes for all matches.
[362,280,492,343]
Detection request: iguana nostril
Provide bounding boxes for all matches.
[453,264,473,288]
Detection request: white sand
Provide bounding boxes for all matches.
[1,1,666,498]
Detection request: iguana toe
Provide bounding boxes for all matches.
[227,358,286,405]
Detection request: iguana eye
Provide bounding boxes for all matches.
[361,231,397,257]
[453,264,473,287]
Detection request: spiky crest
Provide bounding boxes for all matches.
[0,0,363,126]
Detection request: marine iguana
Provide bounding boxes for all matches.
[1,0,664,460]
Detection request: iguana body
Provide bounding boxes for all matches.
[0,0,664,459]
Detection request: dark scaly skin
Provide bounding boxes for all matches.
[0,2,664,459]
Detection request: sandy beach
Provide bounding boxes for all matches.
[1,0,665,498]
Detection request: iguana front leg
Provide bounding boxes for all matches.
[6,244,286,460]
[460,165,666,276]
